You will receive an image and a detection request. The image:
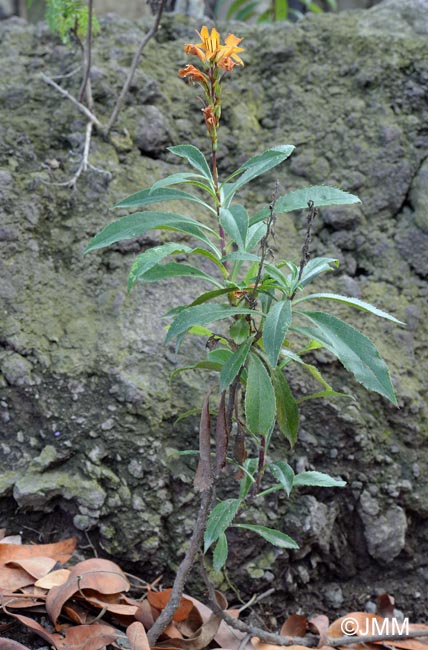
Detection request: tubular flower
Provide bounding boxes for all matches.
[202,105,217,129]
[178,64,209,85]
[195,26,222,61]
[215,33,244,67]
[183,25,244,70]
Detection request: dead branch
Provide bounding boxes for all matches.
[40,73,102,128]
[147,486,214,646]
[105,0,165,135]
[199,555,315,647]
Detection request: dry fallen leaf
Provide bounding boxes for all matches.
[127,621,151,650]
[0,640,32,650]
[0,538,76,564]
[46,557,130,624]
[8,556,58,580]
[148,589,194,623]
[35,568,71,589]
[280,614,308,638]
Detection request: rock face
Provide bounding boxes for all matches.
[1,1,428,616]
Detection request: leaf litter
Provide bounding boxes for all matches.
[0,533,427,650]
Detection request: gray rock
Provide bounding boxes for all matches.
[134,105,173,155]
[359,500,407,563]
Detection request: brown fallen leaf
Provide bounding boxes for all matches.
[8,612,118,650]
[8,556,58,580]
[127,621,151,650]
[35,568,71,589]
[155,606,222,650]
[148,589,194,623]
[185,595,248,650]
[376,594,395,619]
[134,599,155,630]
[308,614,329,647]
[280,615,308,638]
[0,565,35,592]
[46,558,130,624]
[0,538,76,564]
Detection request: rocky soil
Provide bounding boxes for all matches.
[1,0,428,621]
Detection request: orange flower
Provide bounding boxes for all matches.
[183,25,244,69]
[216,33,244,66]
[178,64,208,84]
[202,105,217,128]
[196,26,222,61]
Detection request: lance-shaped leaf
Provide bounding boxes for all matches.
[271,369,299,447]
[84,211,218,253]
[293,293,404,324]
[238,457,258,499]
[269,461,295,496]
[114,186,215,213]
[168,145,214,184]
[194,392,213,492]
[204,499,241,552]
[293,470,346,488]
[219,337,253,393]
[245,221,267,252]
[215,391,229,475]
[219,205,248,251]
[165,304,257,344]
[295,311,397,404]
[245,352,276,436]
[128,242,192,290]
[263,300,292,367]
[131,261,223,288]
[212,533,228,572]
[233,524,299,549]
[223,145,295,203]
[294,257,339,288]
[149,172,215,198]
[250,186,361,224]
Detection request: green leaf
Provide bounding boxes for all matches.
[250,186,360,225]
[150,172,207,191]
[166,304,257,344]
[128,242,192,290]
[113,186,215,213]
[233,524,299,549]
[296,311,397,404]
[263,300,292,367]
[204,499,241,551]
[222,252,261,263]
[219,205,248,251]
[168,145,214,184]
[293,293,404,325]
[230,317,251,344]
[224,146,295,203]
[274,0,288,20]
[271,369,299,446]
[84,211,218,253]
[189,248,226,275]
[213,533,228,572]
[293,471,346,488]
[190,287,240,307]
[296,257,339,289]
[245,222,267,252]
[239,458,258,499]
[226,0,250,19]
[245,352,276,436]
[268,461,294,496]
[219,337,254,393]
[135,262,223,288]
[264,263,291,292]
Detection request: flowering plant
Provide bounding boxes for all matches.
[86,25,401,627]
